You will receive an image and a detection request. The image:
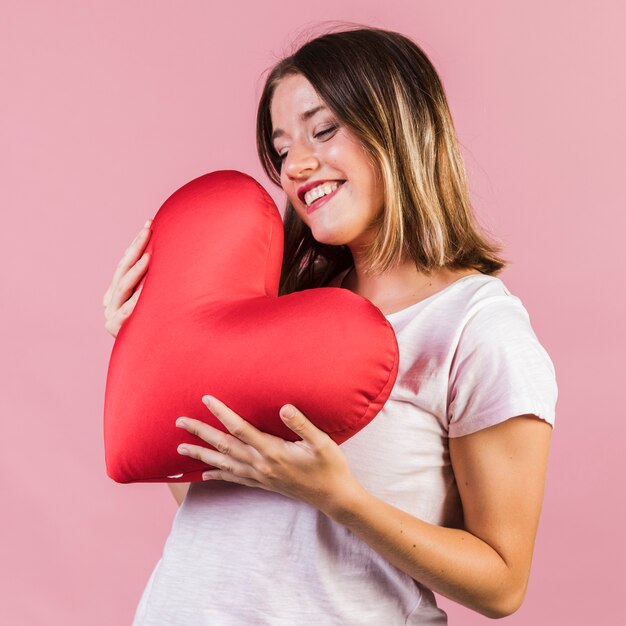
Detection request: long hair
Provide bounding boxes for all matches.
[256,25,508,296]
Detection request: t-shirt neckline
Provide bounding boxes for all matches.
[384,274,489,317]
[337,268,491,318]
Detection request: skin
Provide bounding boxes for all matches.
[102,73,553,617]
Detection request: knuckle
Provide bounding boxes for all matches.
[215,439,230,455]
[231,425,246,440]
[257,462,276,479]
[261,447,279,464]
[292,419,306,432]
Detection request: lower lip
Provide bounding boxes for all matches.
[305,183,344,215]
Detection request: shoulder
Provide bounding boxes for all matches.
[451,273,523,313]
[426,274,536,340]
[447,276,558,436]
[449,275,554,377]
[462,278,530,333]
[452,276,548,357]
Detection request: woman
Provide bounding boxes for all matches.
[103,27,557,624]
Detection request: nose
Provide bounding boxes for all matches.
[283,142,320,180]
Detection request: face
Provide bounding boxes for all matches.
[270,73,384,251]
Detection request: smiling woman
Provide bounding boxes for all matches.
[256,28,508,302]
[103,24,557,626]
[269,73,385,253]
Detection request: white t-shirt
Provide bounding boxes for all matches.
[132,272,558,625]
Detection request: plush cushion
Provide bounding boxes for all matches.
[103,170,399,483]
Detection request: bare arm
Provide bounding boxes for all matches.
[326,414,552,618]
[168,482,191,505]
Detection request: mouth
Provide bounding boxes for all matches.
[305,181,346,215]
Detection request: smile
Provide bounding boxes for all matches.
[306,181,345,215]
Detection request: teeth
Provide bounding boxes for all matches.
[304,181,341,206]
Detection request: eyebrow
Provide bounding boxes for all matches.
[271,106,328,144]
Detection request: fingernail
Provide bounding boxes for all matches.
[202,395,214,409]
[144,219,152,228]
[176,418,187,428]
[178,445,189,455]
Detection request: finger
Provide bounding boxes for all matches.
[110,224,151,298]
[105,252,150,319]
[103,229,150,309]
[176,416,258,465]
[279,405,329,446]
[176,443,254,477]
[104,285,143,337]
[104,283,144,337]
[202,396,275,453]
[103,220,152,308]
[118,283,144,318]
[201,469,269,490]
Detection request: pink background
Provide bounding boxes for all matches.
[1,1,623,624]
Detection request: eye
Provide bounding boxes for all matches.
[315,124,338,139]
[276,125,339,164]
[314,124,338,143]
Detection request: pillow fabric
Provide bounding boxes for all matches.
[103,170,399,483]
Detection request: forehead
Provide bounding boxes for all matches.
[270,75,328,140]
[271,74,321,111]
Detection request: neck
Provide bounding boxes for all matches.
[341,259,481,312]
[342,259,435,303]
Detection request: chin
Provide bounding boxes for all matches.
[307,222,346,244]
[310,235,344,248]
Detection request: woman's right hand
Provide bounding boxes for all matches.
[103,219,153,338]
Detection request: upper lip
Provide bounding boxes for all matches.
[297,179,344,204]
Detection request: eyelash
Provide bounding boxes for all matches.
[276,125,338,163]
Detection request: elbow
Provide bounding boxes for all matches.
[479,585,527,620]
[480,602,522,619]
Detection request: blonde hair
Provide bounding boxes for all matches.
[256,25,507,295]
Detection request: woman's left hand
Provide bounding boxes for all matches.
[175,395,365,516]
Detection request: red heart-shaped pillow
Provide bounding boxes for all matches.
[103,170,399,483]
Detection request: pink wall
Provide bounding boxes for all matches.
[1,1,623,624]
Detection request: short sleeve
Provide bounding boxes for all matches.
[447,297,558,438]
